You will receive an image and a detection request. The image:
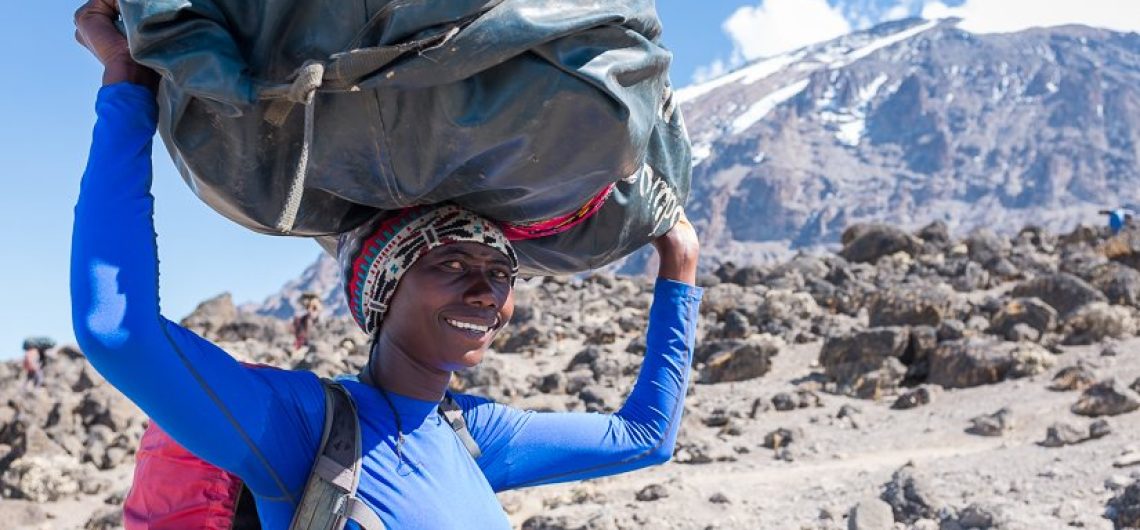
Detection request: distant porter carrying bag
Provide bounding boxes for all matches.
[119,0,691,275]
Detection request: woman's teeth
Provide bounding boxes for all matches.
[446,319,491,333]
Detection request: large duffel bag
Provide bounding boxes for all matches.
[119,0,691,275]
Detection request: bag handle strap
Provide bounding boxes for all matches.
[439,393,482,460]
[289,380,383,530]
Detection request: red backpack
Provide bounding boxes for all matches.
[123,378,480,530]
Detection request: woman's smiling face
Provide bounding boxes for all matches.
[378,241,516,371]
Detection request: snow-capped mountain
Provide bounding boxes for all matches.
[680,17,1140,265]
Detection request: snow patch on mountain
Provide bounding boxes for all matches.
[731,79,810,135]
[677,52,800,104]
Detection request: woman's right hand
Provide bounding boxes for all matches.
[74,0,158,89]
[652,211,700,286]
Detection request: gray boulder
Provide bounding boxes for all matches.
[916,220,951,246]
[178,292,238,338]
[1102,227,1140,271]
[1061,302,1137,345]
[847,497,895,530]
[965,228,1010,267]
[988,298,1057,340]
[1090,263,1140,307]
[819,328,911,398]
[927,339,1012,389]
[881,464,945,524]
[492,325,551,353]
[892,386,935,410]
[1106,481,1140,529]
[966,408,1014,436]
[1040,422,1093,448]
[840,224,921,264]
[1050,365,1098,391]
[868,285,957,327]
[1008,344,1056,378]
[699,337,780,384]
[0,455,95,502]
[1010,273,1107,317]
[1072,380,1140,417]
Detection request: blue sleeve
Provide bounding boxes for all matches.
[457,279,702,490]
[69,83,324,504]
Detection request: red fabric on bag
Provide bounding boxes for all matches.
[123,420,244,529]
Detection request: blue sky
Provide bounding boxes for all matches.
[1,0,1135,359]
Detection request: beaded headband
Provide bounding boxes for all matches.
[338,204,518,336]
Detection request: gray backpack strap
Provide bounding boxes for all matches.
[439,393,482,460]
[289,380,383,530]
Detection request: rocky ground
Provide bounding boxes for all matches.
[3,220,1140,529]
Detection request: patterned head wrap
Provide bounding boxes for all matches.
[338,204,518,336]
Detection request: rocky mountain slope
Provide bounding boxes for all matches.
[6,220,1140,528]
[678,18,1140,265]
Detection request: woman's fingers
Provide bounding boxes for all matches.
[74,0,130,66]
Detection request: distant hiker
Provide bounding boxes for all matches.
[291,293,322,350]
[72,2,702,529]
[21,336,55,389]
[1099,208,1135,234]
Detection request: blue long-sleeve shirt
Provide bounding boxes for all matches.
[70,83,703,529]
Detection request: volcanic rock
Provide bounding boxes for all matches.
[1106,480,1140,529]
[1010,273,1107,317]
[1008,344,1056,378]
[179,292,238,339]
[819,327,910,397]
[867,285,958,327]
[965,228,1010,268]
[699,337,780,384]
[1,455,97,502]
[840,224,921,264]
[635,483,669,502]
[1050,365,1098,391]
[892,386,935,410]
[493,325,552,353]
[763,427,802,450]
[1061,302,1137,345]
[966,408,1014,437]
[1040,422,1089,447]
[1090,263,1140,307]
[881,464,945,524]
[1102,228,1140,271]
[1072,380,1140,417]
[916,220,951,246]
[988,297,1057,340]
[926,339,1012,389]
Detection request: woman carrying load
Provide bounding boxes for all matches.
[71,1,702,528]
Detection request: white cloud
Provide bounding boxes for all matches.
[921,0,1140,34]
[884,1,913,22]
[723,0,852,61]
[692,58,731,85]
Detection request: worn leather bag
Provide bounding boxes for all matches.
[120,0,690,274]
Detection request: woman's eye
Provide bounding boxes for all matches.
[442,260,463,271]
[491,269,510,280]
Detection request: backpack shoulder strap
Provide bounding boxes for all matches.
[289,379,383,530]
[438,393,481,460]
